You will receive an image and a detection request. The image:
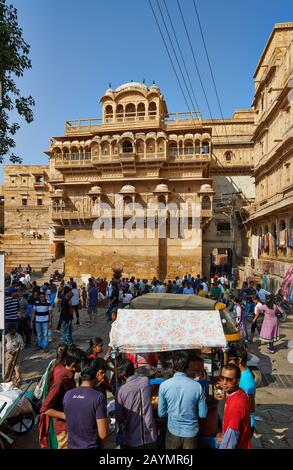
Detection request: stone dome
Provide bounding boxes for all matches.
[115,82,148,92]
[155,184,169,193]
[199,184,214,193]
[104,87,113,95]
[89,186,102,194]
[119,184,136,194]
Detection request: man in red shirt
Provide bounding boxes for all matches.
[40,347,85,449]
[219,363,252,449]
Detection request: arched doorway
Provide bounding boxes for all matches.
[210,247,232,277]
[55,242,65,259]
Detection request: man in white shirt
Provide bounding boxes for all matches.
[250,295,265,341]
[218,283,225,295]
[202,281,209,295]
[121,287,133,307]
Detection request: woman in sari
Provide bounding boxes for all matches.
[38,344,68,448]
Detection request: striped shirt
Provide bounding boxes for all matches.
[4,297,19,322]
[33,301,52,323]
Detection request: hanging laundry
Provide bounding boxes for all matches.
[252,235,259,259]
[264,233,270,251]
[279,229,287,247]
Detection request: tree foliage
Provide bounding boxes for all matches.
[0,0,35,163]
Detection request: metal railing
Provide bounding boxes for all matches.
[168,146,209,156]
[65,110,202,133]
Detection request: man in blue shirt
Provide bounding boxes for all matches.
[183,283,195,295]
[158,351,207,449]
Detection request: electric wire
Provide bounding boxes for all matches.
[162,0,201,112]
[192,0,231,145]
[148,0,196,124]
[155,0,198,114]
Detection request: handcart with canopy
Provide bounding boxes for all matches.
[110,303,228,448]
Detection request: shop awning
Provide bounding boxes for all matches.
[110,309,227,353]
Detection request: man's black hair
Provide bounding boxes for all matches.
[117,359,135,377]
[188,351,203,363]
[93,357,108,372]
[64,347,86,366]
[173,350,190,372]
[221,363,241,381]
[80,357,97,381]
[7,323,17,332]
[63,286,72,295]
[256,283,262,290]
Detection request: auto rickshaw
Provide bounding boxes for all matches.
[128,294,262,386]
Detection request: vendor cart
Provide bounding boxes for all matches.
[110,304,229,448]
[129,294,262,386]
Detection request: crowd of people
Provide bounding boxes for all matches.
[3,267,284,450]
[34,345,255,450]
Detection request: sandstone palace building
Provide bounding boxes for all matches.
[1,23,292,286]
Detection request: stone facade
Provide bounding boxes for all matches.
[45,80,255,279]
[2,23,291,282]
[2,166,53,271]
[237,23,293,286]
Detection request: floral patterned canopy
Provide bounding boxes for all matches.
[111,309,227,353]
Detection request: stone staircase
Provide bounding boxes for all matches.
[31,257,65,284]
[4,237,53,273]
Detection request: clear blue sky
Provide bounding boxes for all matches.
[1,0,292,180]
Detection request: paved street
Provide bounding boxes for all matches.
[11,306,293,449]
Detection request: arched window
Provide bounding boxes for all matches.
[194,140,201,154]
[105,105,113,122]
[157,138,165,153]
[70,146,79,160]
[101,142,110,156]
[63,147,69,160]
[279,220,286,231]
[54,148,62,160]
[168,141,177,157]
[137,103,145,120]
[202,196,211,210]
[149,102,157,119]
[225,151,233,162]
[289,219,293,248]
[202,141,210,154]
[125,103,136,121]
[184,140,193,155]
[112,140,118,155]
[116,104,124,122]
[122,140,133,153]
[136,139,144,154]
[124,196,133,208]
[158,195,166,205]
[146,139,155,153]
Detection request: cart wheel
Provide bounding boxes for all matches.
[249,367,262,388]
[9,411,36,434]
